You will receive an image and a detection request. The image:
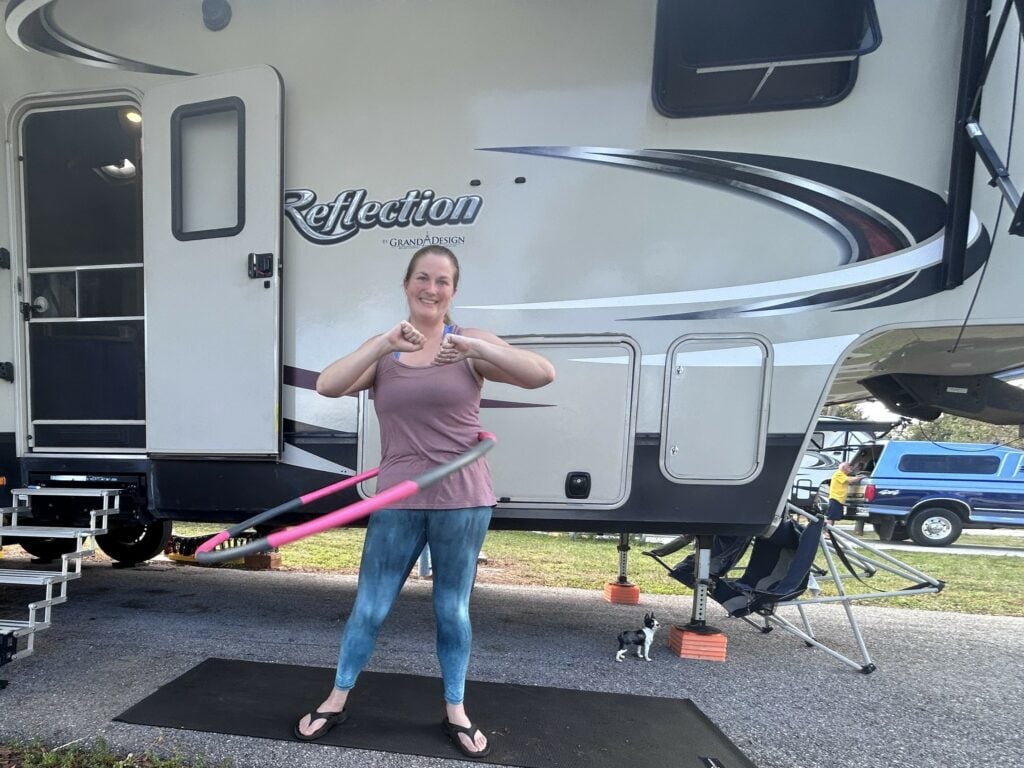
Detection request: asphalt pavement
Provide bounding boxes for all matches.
[1,551,1022,768]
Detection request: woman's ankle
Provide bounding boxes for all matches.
[445,701,470,726]
[323,687,350,711]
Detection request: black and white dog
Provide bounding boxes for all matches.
[615,612,661,662]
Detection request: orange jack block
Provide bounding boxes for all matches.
[244,551,282,571]
[604,581,641,604]
[667,625,728,662]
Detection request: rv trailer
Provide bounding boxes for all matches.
[1,0,1024,565]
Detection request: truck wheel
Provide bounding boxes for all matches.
[15,537,78,561]
[96,521,172,564]
[908,508,962,547]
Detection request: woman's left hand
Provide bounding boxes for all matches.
[435,327,555,388]
[434,333,476,365]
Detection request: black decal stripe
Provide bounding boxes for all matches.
[742,277,910,314]
[486,146,941,265]
[6,0,193,75]
[283,419,355,438]
[484,146,976,318]
[838,227,992,311]
[480,399,555,409]
[597,149,911,261]
[657,149,947,243]
[283,365,319,391]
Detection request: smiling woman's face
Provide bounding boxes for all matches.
[404,252,457,325]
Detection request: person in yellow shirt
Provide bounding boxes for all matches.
[827,462,865,522]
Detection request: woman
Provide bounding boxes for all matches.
[296,246,555,758]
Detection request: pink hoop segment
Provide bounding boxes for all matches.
[195,432,496,565]
[267,480,419,549]
[299,467,380,504]
[195,467,380,556]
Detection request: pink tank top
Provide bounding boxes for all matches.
[372,330,496,509]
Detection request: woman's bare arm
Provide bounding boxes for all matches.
[436,329,555,389]
[316,322,425,397]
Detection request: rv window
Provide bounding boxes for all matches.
[897,454,1001,475]
[652,0,881,118]
[30,268,143,319]
[78,268,145,317]
[23,108,140,267]
[29,320,146,449]
[170,97,245,240]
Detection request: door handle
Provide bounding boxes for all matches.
[247,252,274,278]
[20,296,49,320]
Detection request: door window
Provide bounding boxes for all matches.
[171,97,245,240]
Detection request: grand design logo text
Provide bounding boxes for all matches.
[284,188,483,244]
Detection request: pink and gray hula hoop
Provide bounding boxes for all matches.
[194,432,497,566]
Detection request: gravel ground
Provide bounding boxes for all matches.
[1,555,1021,768]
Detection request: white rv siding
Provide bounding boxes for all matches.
[0,0,1021,534]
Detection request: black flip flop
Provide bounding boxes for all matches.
[442,716,492,759]
[293,708,349,741]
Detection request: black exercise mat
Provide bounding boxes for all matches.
[116,658,756,768]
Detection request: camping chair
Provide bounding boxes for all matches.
[644,504,944,673]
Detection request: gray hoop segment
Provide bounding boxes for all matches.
[196,433,496,565]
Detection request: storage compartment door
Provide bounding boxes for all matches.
[661,335,771,483]
[142,66,282,455]
[359,336,639,508]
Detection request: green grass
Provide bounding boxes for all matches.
[173,524,1024,617]
[0,739,227,768]
[932,533,1023,549]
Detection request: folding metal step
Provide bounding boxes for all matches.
[1,616,48,666]
[1,628,16,669]
[0,525,107,538]
[0,570,75,666]
[10,487,120,497]
[0,620,39,636]
[1,486,120,541]
[0,568,71,586]
[0,487,122,673]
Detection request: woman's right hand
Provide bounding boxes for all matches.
[384,321,425,353]
[318,322,424,397]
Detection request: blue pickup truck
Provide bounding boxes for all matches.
[842,440,1024,546]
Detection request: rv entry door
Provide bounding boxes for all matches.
[142,66,282,455]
